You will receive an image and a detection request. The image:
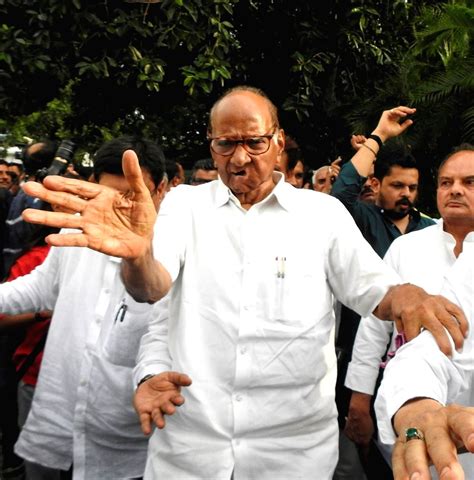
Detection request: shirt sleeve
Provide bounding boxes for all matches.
[325,198,400,317]
[133,295,171,387]
[152,186,191,283]
[345,313,393,395]
[344,240,402,394]
[330,161,365,214]
[374,331,469,446]
[0,246,60,314]
[375,250,474,446]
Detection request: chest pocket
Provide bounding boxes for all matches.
[102,298,154,368]
[264,255,327,327]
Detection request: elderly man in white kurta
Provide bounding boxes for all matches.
[22,88,468,480]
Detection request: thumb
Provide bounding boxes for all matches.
[122,149,149,196]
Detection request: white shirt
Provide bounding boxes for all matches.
[345,221,460,396]
[372,224,474,477]
[134,174,399,480]
[0,243,154,479]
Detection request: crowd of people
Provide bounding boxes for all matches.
[0,86,473,480]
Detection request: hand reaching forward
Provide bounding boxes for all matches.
[393,400,474,480]
[134,371,192,434]
[375,284,468,357]
[22,150,158,259]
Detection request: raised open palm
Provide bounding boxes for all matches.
[22,150,157,259]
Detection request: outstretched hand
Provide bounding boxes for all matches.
[134,371,192,434]
[22,150,158,259]
[393,400,474,480]
[375,284,468,357]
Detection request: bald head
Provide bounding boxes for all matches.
[208,86,279,135]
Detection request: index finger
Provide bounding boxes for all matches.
[392,439,409,480]
[444,300,469,339]
[22,181,90,214]
[25,176,104,200]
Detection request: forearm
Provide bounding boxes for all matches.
[345,315,393,394]
[350,135,382,177]
[121,247,172,303]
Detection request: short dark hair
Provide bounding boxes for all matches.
[22,140,57,175]
[192,158,216,174]
[437,143,474,177]
[93,136,166,187]
[165,159,179,181]
[374,145,418,181]
[208,85,280,133]
[0,159,7,167]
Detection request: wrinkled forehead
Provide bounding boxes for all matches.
[438,151,474,178]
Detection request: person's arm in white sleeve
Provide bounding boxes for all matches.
[345,313,394,395]
[0,246,60,316]
[133,295,192,434]
[343,314,394,446]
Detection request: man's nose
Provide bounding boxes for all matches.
[231,144,251,167]
[449,180,464,196]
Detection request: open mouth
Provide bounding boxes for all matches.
[232,170,246,177]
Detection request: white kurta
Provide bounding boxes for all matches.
[373,224,474,477]
[345,221,461,396]
[0,242,154,479]
[134,174,400,480]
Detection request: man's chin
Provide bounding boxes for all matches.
[360,192,375,202]
[384,207,412,220]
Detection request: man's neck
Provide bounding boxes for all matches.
[390,214,411,234]
[444,220,474,257]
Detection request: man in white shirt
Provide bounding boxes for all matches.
[346,145,474,478]
[2,137,167,479]
[22,87,468,480]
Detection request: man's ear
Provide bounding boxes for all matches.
[157,178,168,200]
[276,129,285,159]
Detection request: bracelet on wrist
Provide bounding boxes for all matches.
[137,373,156,389]
[361,142,377,157]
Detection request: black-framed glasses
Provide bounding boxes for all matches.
[208,130,277,156]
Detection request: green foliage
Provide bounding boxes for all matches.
[0,0,471,189]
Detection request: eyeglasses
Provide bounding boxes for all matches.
[208,130,277,156]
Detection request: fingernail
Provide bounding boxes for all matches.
[456,346,463,354]
[410,473,421,480]
[440,466,451,479]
